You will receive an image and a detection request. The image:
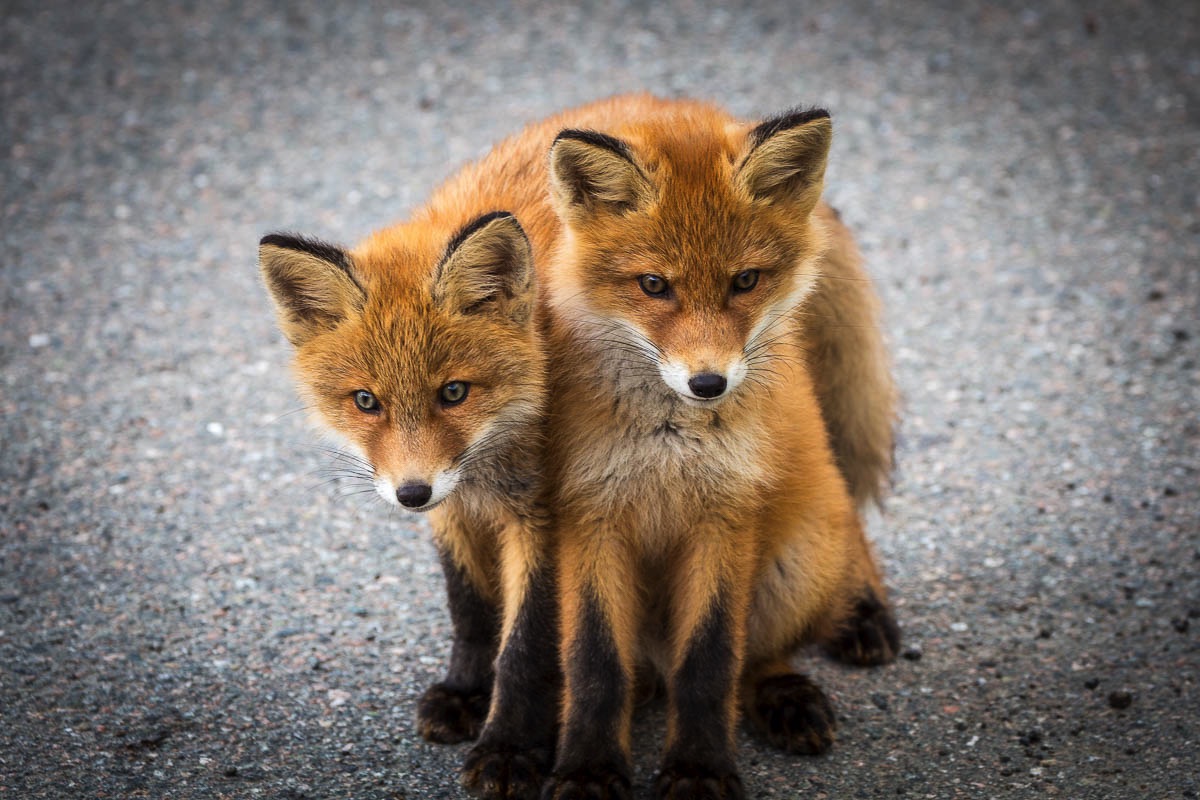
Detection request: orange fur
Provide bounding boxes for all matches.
[260,209,559,797]
[261,94,898,798]
[529,97,899,793]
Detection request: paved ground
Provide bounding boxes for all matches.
[2,1,1198,798]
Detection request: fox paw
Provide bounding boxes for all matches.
[745,673,836,755]
[541,767,631,800]
[463,740,551,800]
[824,589,900,667]
[416,682,490,744]
[654,762,745,800]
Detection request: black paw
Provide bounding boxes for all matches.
[824,589,900,667]
[416,682,490,744]
[541,766,631,800]
[745,673,836,755]
[463,740,551,800]
[654,762,745,800]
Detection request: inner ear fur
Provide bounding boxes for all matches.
[549,129,653,216]
[737,108,833,212]
[259,233,364,347]
[434,212,533,321]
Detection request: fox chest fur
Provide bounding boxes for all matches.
[548,344,777,551]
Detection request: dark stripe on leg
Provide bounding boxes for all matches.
[666,595,737,769]
[417,548,499,744]
[464,565,560,799]
[545,589,632,799]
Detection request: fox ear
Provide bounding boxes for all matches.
[259,234,365,347]
[737,108,832,212]
[549,129,653,217]
[435,212,533,322]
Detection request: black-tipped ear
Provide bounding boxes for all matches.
[737,108,832,211]
[259,233,365,347]
[434,212,533,322]
[549,129,653,217]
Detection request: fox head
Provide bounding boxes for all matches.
[547,107,832,406]
[259,211,543,511]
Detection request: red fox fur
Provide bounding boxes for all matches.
[259,212,561,796]
[533,97,900,799]
[260,94,899,800]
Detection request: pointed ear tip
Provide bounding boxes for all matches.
[550,128,631,158]
[461,210,526,240]
[485,210,521,229]
[551,128,590,147]
[486,212,531,246]
[259,232,292,248]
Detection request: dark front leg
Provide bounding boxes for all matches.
[541,529,640,800]
[547,589,633,799]
[656,591,746,800]
[462,565,561,800]
[417,547,500,744]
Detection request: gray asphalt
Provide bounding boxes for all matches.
[2,2,1197,798]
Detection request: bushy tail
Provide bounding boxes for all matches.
[803,205,897,509]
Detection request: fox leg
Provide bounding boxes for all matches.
[463,519,560,800]
[417,546,500,744]
[741,658,836,755]
[544,532,640,800]
[654,531,755,800]
[821,519,900,667]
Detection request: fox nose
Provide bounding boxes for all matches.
[688,372,728,399]
[395,482,433,508]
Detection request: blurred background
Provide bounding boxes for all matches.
[2,1,1197,798]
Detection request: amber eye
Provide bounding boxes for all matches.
[439,381,469,406]
[353,390,379,413]
[732,269,759,292]
[639,274,669,296]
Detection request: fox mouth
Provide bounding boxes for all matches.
[403,497,446,513]
[676,391,727,407]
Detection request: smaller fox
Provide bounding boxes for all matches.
[259,210,558,797]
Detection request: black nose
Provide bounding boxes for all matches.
[396,482,433,508]
[688,372,727,399]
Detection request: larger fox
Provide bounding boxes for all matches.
[261,94,898,800]
[537,98,900,800]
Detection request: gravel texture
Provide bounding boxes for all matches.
[2,2,1198,798]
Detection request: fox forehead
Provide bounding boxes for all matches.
[585,198,793,306]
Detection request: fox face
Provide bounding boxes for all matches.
[547,110,833,406]
[260,212,543,511]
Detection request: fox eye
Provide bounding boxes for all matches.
[639,274,669,296]
[439,381,469,406]
[732,269,759,292]
[353,390,380,413]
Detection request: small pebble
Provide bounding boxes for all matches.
[1108,690,1133,710]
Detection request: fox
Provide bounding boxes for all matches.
[259,94,898,800]
[258,210,562,796]
[532,97,902,799]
